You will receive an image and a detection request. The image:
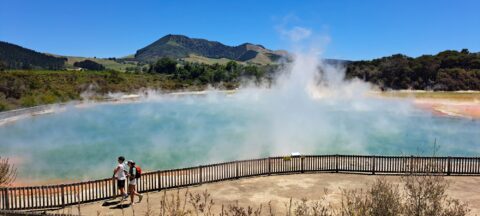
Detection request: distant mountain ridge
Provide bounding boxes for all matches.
[134,34,288,64]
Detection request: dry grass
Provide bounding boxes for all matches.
[0,156,16,186]
[339,175,470,216]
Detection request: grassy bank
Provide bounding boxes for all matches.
[0,70,227,111]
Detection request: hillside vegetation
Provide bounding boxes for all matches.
[134,34,287,64]
[73,60,106,71]
[153,58,279,86]
[0,41,66,70]
[0,57,283,111]
[346,49,480,90]
[0,70,182,111]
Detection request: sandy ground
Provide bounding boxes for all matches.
[376,91,480,119]
[49,173,480,216]
[414,99,480,119]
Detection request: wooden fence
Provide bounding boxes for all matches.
[0,210,74,216]
[1,154,480,210]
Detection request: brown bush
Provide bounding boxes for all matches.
[402,175,470,216]
[340,178,402,216]
[0,156,16,186]
[340,175,469,216]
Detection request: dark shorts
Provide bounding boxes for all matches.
[117,179,126,188]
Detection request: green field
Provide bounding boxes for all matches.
[181,54,241,65]
[64,56,140,72]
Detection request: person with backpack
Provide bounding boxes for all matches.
[127,160,143,205]
[113,156,129,200]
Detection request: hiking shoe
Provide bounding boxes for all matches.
[138,194,143,203]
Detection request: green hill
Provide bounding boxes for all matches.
[0,41,66,70]
[134,34,288,64]
[346,49,480,90]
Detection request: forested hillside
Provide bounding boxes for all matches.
[134,34,287,64]
[346,49,480,90]
[0,41,66,70]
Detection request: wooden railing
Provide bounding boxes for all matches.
[1,154,480,210]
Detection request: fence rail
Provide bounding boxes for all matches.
[1,154,480,210]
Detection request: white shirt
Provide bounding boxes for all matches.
[115,163,126,180]
[129,178,137,185]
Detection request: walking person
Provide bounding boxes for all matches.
[127,160,143,205]
[113,156,128,200]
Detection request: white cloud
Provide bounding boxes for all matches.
[280,26,312,42]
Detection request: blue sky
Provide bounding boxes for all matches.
[1,0,479,60]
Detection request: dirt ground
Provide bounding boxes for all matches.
[376,90,480,119]
[49,173,480,216]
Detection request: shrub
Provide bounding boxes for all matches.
[0,157,16,186]
[40,92,57,104]
[20,95,38,107]
[340,178,402,216]
[0,92,9,109]
[402,175,470,216]
[73,60,105,71]
[340,175,469,216]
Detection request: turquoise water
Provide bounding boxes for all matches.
[0,92,479,182]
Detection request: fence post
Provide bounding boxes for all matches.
[268,157,272,175]
[0,188,3,210]
[235,161,239,179]
[199,166,203,184]
[61,185,65,208]
[410,155,414,174]
[301,157,305,173]
[335,154,339,173]
[0,188,4,210]
[447,157,451,176]
[4,188,9,210]
[157,172,162,191]
[372,155,376,175]
[112,178,116,198]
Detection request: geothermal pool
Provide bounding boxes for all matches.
[0,91,479,183]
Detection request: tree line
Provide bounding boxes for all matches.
[147,57,279,87]
[0,41,66,70]
[346,49,480,90]
[73,59,106,71]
